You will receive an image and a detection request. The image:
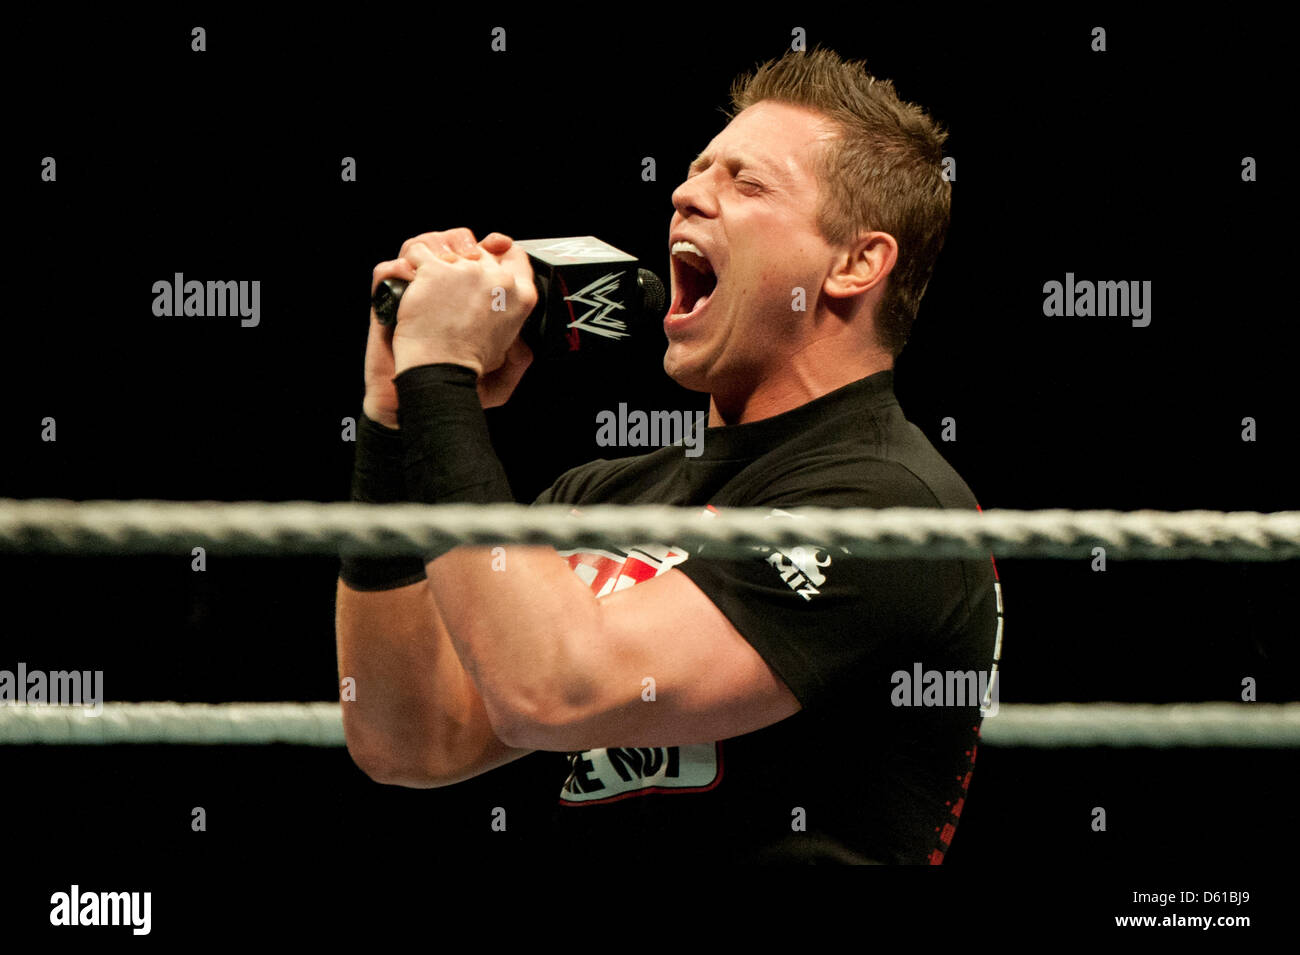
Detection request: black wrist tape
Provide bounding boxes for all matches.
[338,412,429,592]
[351,413,409,504]
[394,363,514,560]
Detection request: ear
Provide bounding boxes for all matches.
[823,231,898,299]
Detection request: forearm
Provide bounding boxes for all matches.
[335,578,529,786]
[387,363,603,748]
[336,403,526,785]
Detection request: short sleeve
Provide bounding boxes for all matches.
[675,478,979,713]
[531,463,595,506]
[530,458,623,507]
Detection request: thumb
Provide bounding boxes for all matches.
[477,336,534,408]
[504,334,533,367]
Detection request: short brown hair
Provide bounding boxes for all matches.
[728,47,951,357]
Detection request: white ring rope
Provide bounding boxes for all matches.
[1,500,1299,561]
[2,501,1293,749]
[1,702,1296,748]
[0,703,345,747]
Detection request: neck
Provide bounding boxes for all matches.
[708,341,893,426]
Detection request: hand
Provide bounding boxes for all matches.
[364,229,533,424]
[390,229,539,379]
[423,231,533,409]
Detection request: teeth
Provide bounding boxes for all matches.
[671,240,713,275]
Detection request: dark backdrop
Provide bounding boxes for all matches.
[2,8,1292,937]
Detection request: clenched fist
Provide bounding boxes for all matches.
[364,228,535,427]
[390,229,538,377]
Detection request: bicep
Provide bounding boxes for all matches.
[514,569,801,751]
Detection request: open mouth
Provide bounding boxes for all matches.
[669,241,719,319]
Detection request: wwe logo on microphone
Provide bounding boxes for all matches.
[564,272,631,340]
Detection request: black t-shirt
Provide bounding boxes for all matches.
[530,370,1001,864]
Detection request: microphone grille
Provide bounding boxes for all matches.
[637,268,666,316]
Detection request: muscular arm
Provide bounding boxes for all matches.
[338,228,536,788]
[338,542,798,782]
[427,546,801,752]
[335,577,533,788]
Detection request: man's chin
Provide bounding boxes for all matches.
[662,348,712,394]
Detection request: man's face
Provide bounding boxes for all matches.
[664,100,841,397]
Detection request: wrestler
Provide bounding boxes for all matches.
[336,47,999,864]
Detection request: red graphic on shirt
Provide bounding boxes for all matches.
[557,545,689,599]
[563,550,665,592]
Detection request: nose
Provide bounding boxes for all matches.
[671,170,718,220]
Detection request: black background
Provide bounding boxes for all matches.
[2,8,1293,937]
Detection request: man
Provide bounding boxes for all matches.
[336,47,1000,864]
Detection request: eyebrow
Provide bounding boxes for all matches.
[687,150,781,180]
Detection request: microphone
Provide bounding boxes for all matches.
[372,236,665,359]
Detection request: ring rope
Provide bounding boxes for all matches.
[2,500,1299,561]
[1,702,1297,748]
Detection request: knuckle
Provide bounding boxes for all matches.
[402,231,440,255]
